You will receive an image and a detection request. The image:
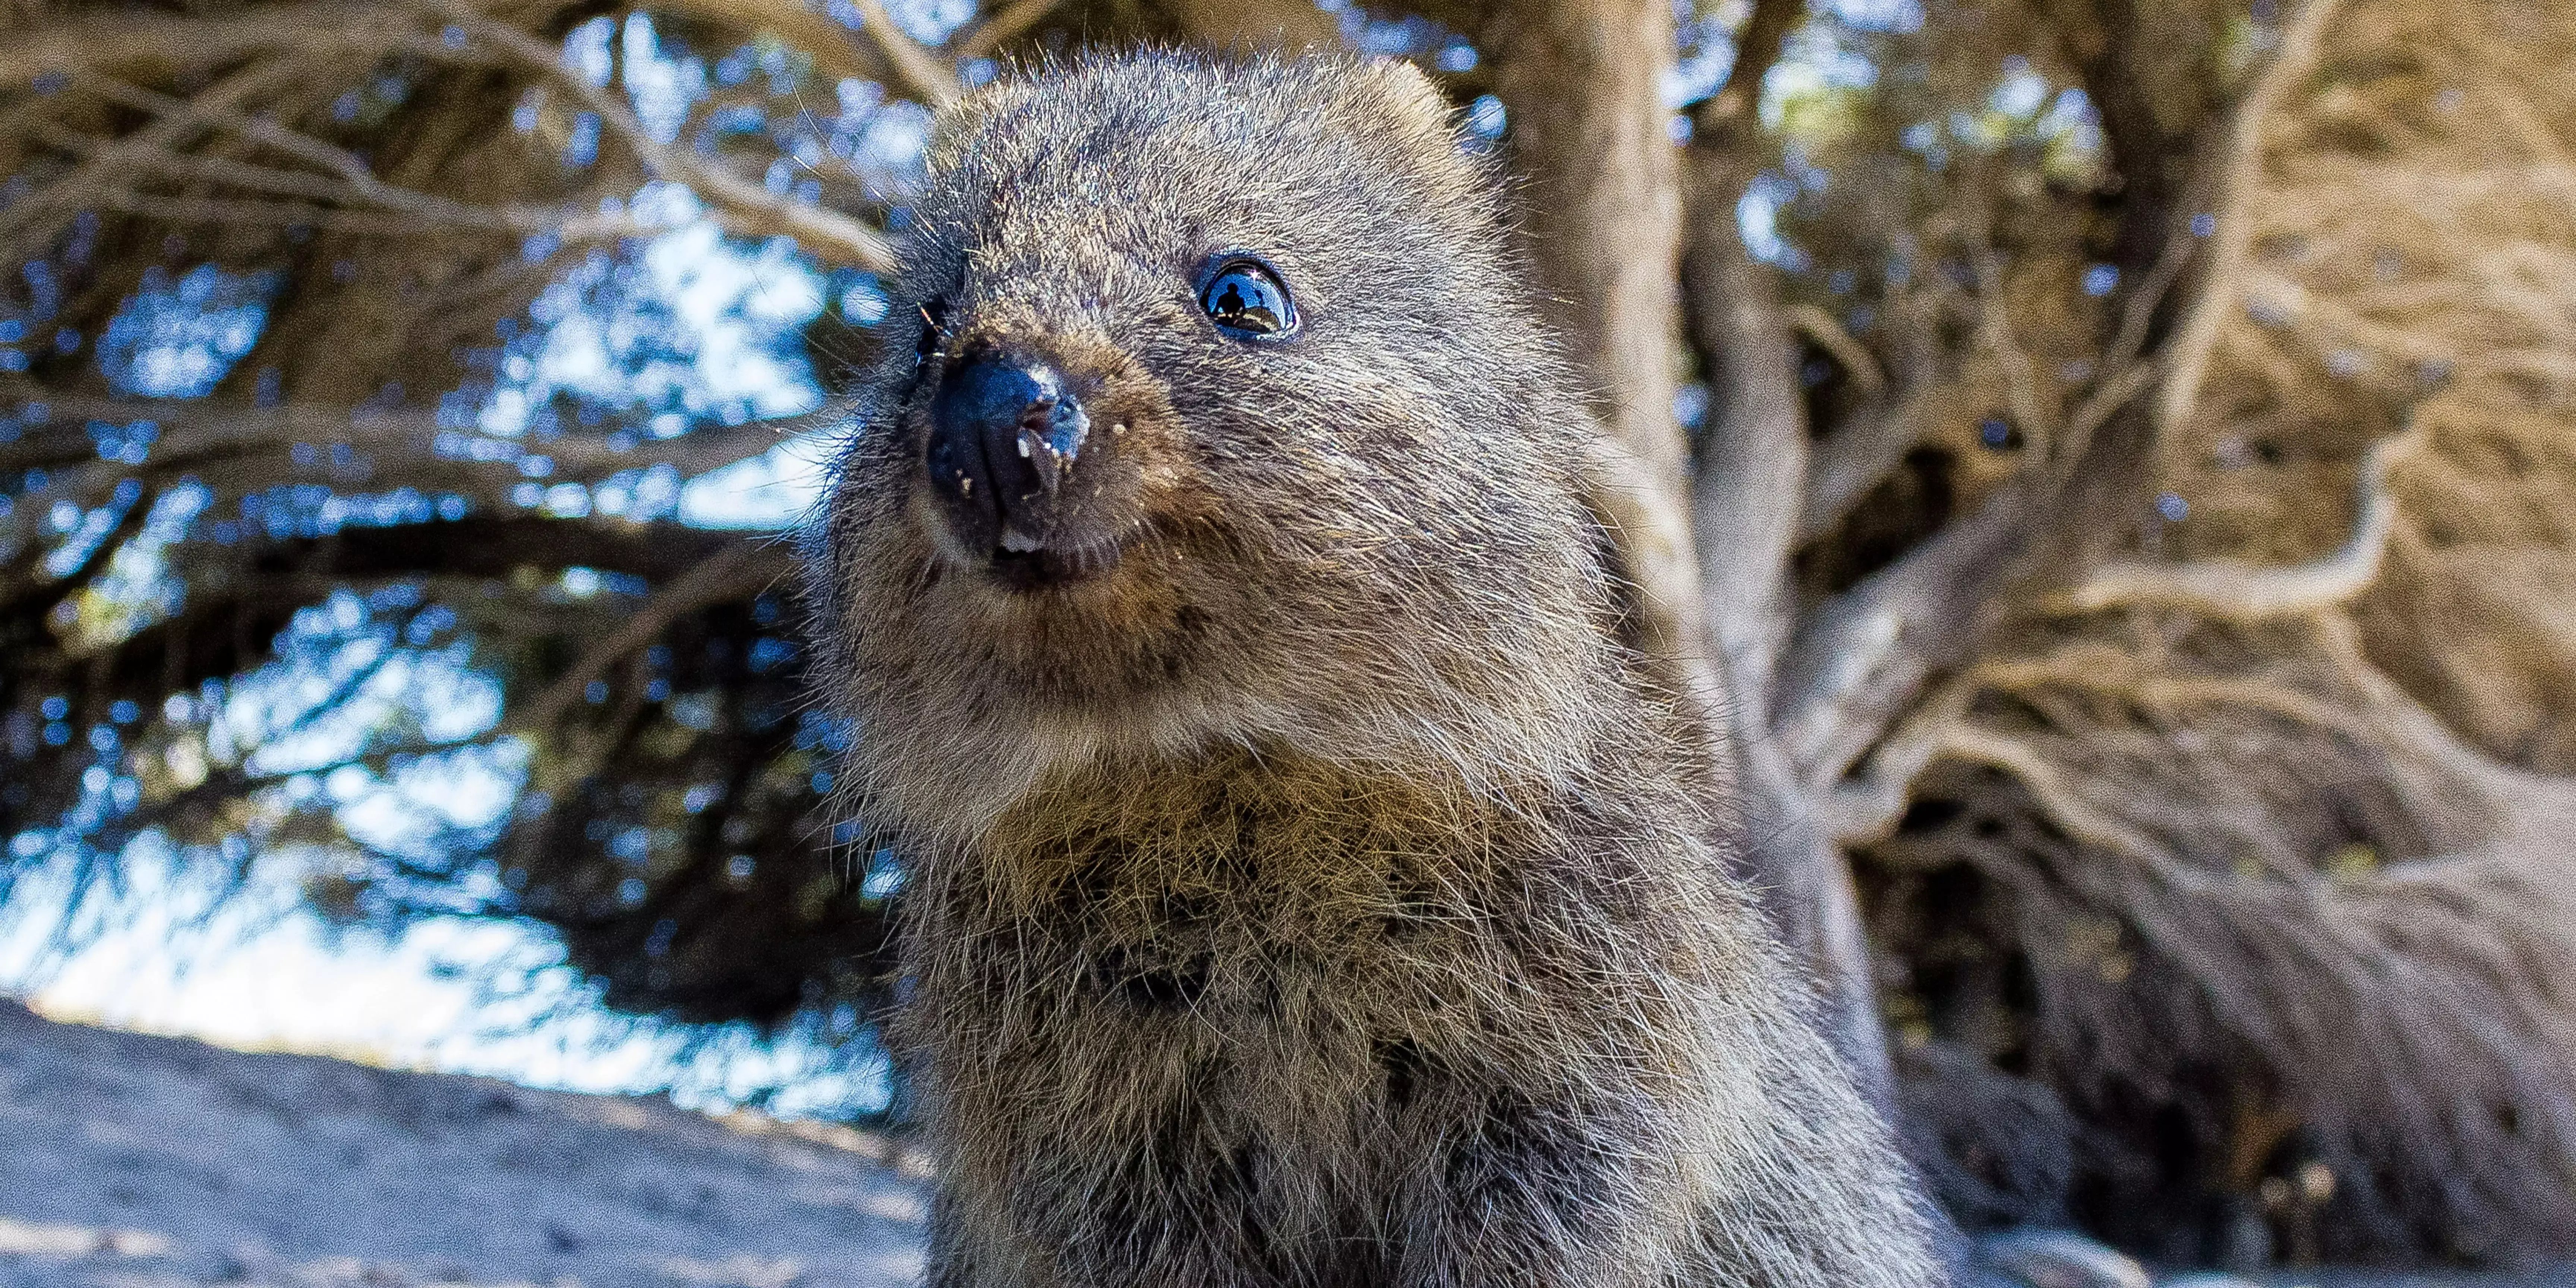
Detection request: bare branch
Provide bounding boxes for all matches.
[1669,0,1913,1104]
[0,57,304,262]
[25,97,653,244]
[1771,0,2352,795]
[2049,420,2422,619]
[2153,0,2349,439]
[2055,355,2163,479]
[1682,177,1806,705]
[513,542,774,737]
[1932,725,2173,861]
[72,188,648,242]
[1817,679,1973,846]
[842,0,962,108]
[1796,392,1929,543]
[0,387,805,516]
[2044,0,2183,271]
[1784,303,1887,402]
[1674,0,1818,703]
[0,2,439,84]
[1771,476,2033,788]
[446,8,897,271]
[68,75,621,239]
[645,0,897,84]
[1693,0,1805,135]
[957,0,1063,59]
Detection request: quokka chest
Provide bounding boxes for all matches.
[916,821,1545,1099]
[938,852,1474,1043]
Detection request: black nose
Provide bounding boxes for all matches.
[925,353,1091,549]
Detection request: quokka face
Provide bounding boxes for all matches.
[811,54,1624,834]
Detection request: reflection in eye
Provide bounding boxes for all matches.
[1199,260,1295,338]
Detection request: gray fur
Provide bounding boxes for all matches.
[803,51,1945,1288]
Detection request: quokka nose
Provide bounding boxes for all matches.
[926,353,1092,547]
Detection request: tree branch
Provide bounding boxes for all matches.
[1682,172,1806,707]
[447,8,897,270]
[51,75,645,243]
[842,0,962,107]
[0,387,805,520]
[2152,0,2347,440]
[1771,0,2349,795]
[0,57,304,263]
[957,0,1063,58]
[1785,303,1887,402]
[1478,0,1687,486]
[2050,419,2420,619]
[1,3,441,84]
[1771,473,2034,789]
[1796,392,1930,543]
[1693,0,1805,136]
[513,541,775,735]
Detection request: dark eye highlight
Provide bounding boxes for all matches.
[915,295,950,362]
[1198,258,1297,340]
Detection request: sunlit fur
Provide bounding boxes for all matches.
[804,51,1944,1288]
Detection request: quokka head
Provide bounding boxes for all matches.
[807,52,1624,834]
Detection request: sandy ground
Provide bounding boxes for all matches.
[0,1000,928,1287]
[5,998,2566,1288]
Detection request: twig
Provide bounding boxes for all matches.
[2048,419,2421,619]
[957,0,1062,59]
[78,75,589,234]
[0,57,302,262]
[1,1,433,84]
[78,188,635,239]
[514,543,771,734]
[1796,392,1928,543]
[2050,354,2164,487]
[446,8,897,270]
[0,385,800,517]
[843,0,962,107]
[1784,303,1887,401]
[2153,0,2348,439]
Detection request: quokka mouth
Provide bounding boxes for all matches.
[985,523,1138,591]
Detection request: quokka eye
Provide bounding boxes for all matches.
[915,295,950,362]
[1198,258,1297,340]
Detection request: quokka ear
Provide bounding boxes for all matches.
[1346,56,1494,176]
[1356,56,1455,128]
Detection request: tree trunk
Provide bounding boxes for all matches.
[1679,164,1897,1109]
[1475,0,1686,490]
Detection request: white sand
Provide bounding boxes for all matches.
[0,1000,926,1288]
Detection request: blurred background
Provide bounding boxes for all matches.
[1,0,2571,1281]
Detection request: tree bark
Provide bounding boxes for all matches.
[1679,154,1896,1109]
[1146,0,1343,50]
[1475,0,1687,490]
